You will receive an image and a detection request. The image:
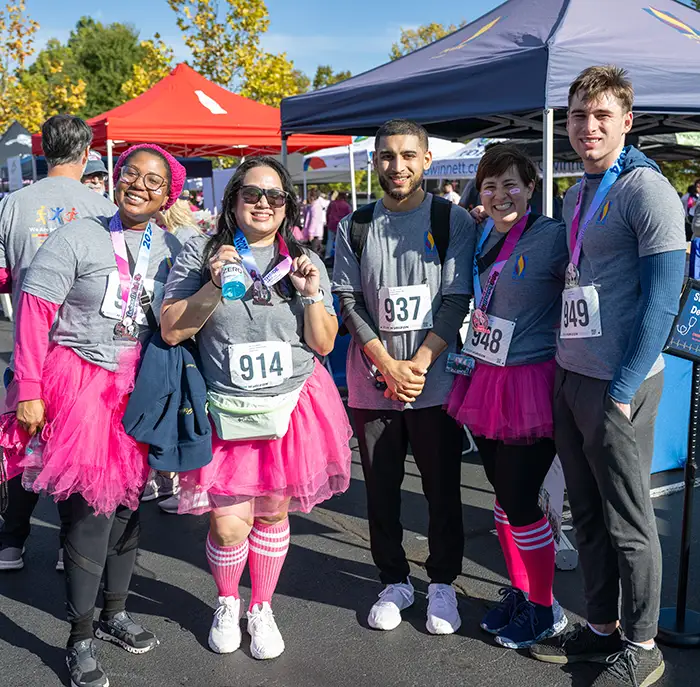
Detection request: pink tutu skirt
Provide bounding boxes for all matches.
[178,362,353,517]
[0,345,149,514]
[445,358,556,444]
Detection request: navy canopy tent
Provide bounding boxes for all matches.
[282,0,700,213]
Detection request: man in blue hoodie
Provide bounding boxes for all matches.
[529,67,686,687]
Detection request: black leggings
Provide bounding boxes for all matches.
[475,437,556,527]
[64,494,141,646]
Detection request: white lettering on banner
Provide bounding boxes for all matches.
[462,314,515,366]
[560,286,602,339]
[425,159,586,179]
[229,341,293,390]
[378,284,433,332]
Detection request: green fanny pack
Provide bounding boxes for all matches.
[207,386,303,442]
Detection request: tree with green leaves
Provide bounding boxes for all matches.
[390,21,466,60]
[312,65,351,90]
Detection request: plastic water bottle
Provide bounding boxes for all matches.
[22,435,44,491]
[221,262,246,300]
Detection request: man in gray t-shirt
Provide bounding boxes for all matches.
[530,68,686,682]
[332,120,473,636]
[0,115,113,573]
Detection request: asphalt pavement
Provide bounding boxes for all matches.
[1,317,700,687]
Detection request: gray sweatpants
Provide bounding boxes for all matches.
[553,365,663,643]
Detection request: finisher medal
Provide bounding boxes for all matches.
[253,280,272,305]
[565,263,580,289]
[471,308,490,334]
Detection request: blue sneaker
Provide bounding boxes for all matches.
[480,587,527,634]
[495,600,556,649]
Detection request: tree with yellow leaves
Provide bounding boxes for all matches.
[168,0,308,106]
[122,34,175,100]
[0,2,86,132]
[389,21,467,60]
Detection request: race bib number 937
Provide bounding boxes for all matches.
[378,284,433,332]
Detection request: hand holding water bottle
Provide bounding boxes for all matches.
[209,245,246,300]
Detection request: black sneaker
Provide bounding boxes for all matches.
[95,611,159,654]
[66,639,108,687]
[529,622,623,664]
[590,644,665,687]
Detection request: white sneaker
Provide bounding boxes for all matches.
[247,602,285,660]
[367,581,415,631]
[56,548,64,572]
[426,583,461,635]
[208,596,242,654]
[158,494,180,514]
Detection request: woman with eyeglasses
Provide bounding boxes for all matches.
[0,143,184,687]
[160,157,352,661]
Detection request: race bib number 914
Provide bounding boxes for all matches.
[378,284,433,332]
[228,341,293,390]
[560,286,602,339]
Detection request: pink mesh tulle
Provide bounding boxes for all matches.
[1,345,149,514]
[445,358,556,444]
[0,412,29,482]
[178,362,353,517]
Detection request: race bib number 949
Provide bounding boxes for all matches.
[228,341,293,390]
[560,286,602,339]
[378,284,433,332]
[462,314,515,367]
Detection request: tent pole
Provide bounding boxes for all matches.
[303,166,307,202]
[367,150,371,201]
[31,155,38,182]
[543,109,554,217]
[281,134,288,168]
[348,144,357,210]
[107,139,115,202]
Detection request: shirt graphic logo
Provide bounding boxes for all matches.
[512,254,527,279]
[597,201,612,225]
[424,230,437,256]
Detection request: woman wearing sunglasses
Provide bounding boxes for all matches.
[161,157,352,660]
[0,143,184,687]
[445,144,569,650]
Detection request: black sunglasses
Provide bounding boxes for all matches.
[240,185,288,209]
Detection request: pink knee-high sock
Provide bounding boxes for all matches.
[511,516,555,607]
[248,518,290,611]
[494,502,529,594]
[206,534,249,598]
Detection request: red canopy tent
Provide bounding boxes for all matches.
[31,63,350,195]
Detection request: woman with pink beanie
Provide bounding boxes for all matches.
[0,144,184,687]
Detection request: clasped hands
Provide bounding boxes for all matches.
[377,358,428,403]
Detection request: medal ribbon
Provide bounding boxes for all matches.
[473,211,530,315]
[569,147,627,269]
[109,212,153,324]
[233,228,293,288]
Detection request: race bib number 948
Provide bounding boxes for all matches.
[462,314,515,367]
[560,286,602,339]
[378,284,433,332]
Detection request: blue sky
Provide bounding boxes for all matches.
[27,0,503,78]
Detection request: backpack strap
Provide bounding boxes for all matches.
[429,195,452,265]
[349,202,377,262]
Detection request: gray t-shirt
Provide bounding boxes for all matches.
[0,176,114,349]
[173,225,201,245]
[332,193,475,411]
[474,215,567,365]
[163,235,335,396]
[22,217,182,371]
[557,167,686,380]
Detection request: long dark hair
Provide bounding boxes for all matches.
[204,156,306,298]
